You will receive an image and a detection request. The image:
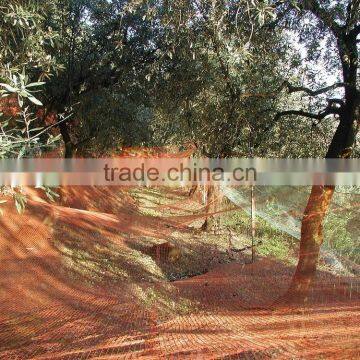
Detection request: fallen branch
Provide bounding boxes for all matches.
[231,240,263,253]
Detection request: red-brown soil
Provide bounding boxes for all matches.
[0,186,359,359]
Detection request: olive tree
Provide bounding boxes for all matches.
[272,0,359,302]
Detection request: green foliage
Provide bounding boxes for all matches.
[36,186,60,202]
[144,1,281,155]
[143,0,330,157]
[0,1,60,76]
[1,0,357,158]
[0,199,7,215]
[222,205,296,262]
[0,1,62,159]
[257,236,289,260]
[324,211,359,263]
[0,1,62,211]
[13,191,27,214]
[0,68,45,107]
[0,68,60,159]
[73,90,153,156]
[324,188,360,263]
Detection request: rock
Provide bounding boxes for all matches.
[151,242,182,263]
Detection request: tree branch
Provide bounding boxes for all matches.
[283,81,347,96]
[238,91,278,99]
[210,33,237,100]
[327,98,345,107]
[1,113,73,147]
[274,105,339,122]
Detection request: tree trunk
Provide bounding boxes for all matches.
[59,121,74,158]
[188,184,198,198]
[45,99,75,159]
[284,127,356,302]
[201,185,221,231]
[283,185,335,303]
[283,26,359,304]
[250,186,256,263]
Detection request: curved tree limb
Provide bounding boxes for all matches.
[283,80,348,96]
[274,105,340,122]
[327,98,345,107]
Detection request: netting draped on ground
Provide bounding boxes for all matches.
[0,184,359,359]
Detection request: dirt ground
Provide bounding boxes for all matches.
[0,186,359,359]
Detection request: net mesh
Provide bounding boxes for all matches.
[0,161,359,358]
[222,185,360,271]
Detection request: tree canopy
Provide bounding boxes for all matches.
[2,0,357,159]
